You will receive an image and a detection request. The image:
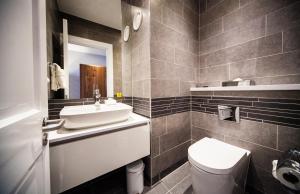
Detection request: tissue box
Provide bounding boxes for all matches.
[222,81,239,86]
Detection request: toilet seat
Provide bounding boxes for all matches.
[188,138,250,175]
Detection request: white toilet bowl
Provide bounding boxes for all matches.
[188,138,251,194]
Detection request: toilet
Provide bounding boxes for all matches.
[188,138,251,194]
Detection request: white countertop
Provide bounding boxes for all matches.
[47,113,149,146]
[190,84,300,91]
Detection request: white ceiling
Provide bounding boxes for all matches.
[68,43,106,56]
[57,0,122,30]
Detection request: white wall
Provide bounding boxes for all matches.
[68,51,106,99]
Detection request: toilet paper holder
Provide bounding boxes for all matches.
[272,149,300,191]
[218,105,240,123]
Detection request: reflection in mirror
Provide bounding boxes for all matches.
[46,0,123,100]
[68,43,107,99]
[67,36,114,98]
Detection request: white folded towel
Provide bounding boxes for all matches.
[50,63,67,91]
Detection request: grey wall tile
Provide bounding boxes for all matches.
[151,79,180,98]
[151,116,167,137]
[278,125,300,151]
[166,112,191,134]
[224,136,282,172]
[229,59,256,79]
[206,0,224,10]
[162,6,188,36]
[199,65,228,83]
[150,0,163,22]
[132,80,151,98]
[200,17,266,54]
[175,48,197,67]
[203,33,282,67]
[176,66,195,82]
[199,0,207,14]
[184,0,200,13]
[183,5,198,26]
[188,39,199,54]
[151,40,175,62]
[199,18,222,42]
[200,0,239,27]
[151,141,190,177]
[256,51,300,77]
[151,59,177,80]
[253,74,300,85]
[191,112,277,148]
[151,136,160,157]
[266,1,300,35]
[239,0,253,7]
[160,127,190,153]
[132,59,150,81]
[159,112,191,153]
[151,20,189,50]
[180,81,196,96]
[283,25,300,52]
[192,126,224,141]
[163,0,183,16]
[223,0,295,31]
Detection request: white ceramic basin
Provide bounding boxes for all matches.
[60,103,133,129]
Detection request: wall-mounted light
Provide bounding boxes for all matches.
[123,25,130,42]
[133,10,143,31]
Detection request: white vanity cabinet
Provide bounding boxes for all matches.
[48,113,150,194]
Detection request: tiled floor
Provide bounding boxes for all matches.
[145,162,193,194]
[61,161,192,194]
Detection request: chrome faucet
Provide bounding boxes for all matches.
[94,89,101,105]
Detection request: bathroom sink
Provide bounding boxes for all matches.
[60,103,133,129]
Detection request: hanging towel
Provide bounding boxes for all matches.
[50,63,66,91]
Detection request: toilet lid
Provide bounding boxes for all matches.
[188,138,250,175]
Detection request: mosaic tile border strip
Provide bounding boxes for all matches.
[132,97,151,117]
[151,96,191,118]
[191,95,300,128]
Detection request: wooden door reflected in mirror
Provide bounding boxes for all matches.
[80,64,107,98]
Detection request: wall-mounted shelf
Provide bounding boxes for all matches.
[190,84,300,92]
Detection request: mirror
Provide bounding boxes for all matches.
[46,0,123,99]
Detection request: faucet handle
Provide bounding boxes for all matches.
[94,89,101,97]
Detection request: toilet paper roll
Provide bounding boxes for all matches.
[276,164,300,190]
[274,149,300,191]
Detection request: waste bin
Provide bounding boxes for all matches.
[126,160,145,194]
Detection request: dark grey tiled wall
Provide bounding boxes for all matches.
[196,1,300,193]
[147,0,199,185]
[121,2,133,98]
[191,90,300,194]
[198,0,300,86]
[150,0,199,98]
[121,0,151,117]
[149,112,191,184]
